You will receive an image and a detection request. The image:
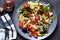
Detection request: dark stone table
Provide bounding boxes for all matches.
[0,0,60,40]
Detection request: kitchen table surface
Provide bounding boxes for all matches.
[0,0,60,40]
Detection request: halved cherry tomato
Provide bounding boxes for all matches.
[18,21,23,28]
[32,31,38,37]
[41,19,48,24]
[35,15,40,21]
[28,27,38,37]
[30,29,38,37]
[45,12,50,17]
[26,11,31,15]
[26,24,31,29]
[31,21,36,25]
[29,28,35,32]
[24,2,29,8]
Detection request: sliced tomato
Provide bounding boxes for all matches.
[31,21,36,25]
[32,31,38,37]
[41,19,48,24]
[26,24,31,29]
[29,28,35,33]
[30,29,38,37]
[28,27,38,37]
[18,21,23,28]
[24,2,29,8]
[26,11,31,15]
[35,15,40,21]
[45,12,50,17]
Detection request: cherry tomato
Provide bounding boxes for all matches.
[26,24,31,29]
[29,28,35,33]
[30,29,38,37]
[31,21,36,25]
[35,15,40,21]
[41,20,48,24]
[26,11,31,15]
[24,2,29,8]
[18,21,23,28]
[29,28,38,37]
[32,31,38,37]
[45,12,50,17]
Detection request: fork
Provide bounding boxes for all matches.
[4,13,17,40]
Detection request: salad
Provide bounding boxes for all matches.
[18,1,55,38]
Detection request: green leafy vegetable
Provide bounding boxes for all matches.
[43,5,49,13]
[38,31,45,37]
[50,16,55,21]
[38,20,45,26]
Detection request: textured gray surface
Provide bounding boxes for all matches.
[0,0,60,40]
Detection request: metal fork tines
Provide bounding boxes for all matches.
[4,13,17,40]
